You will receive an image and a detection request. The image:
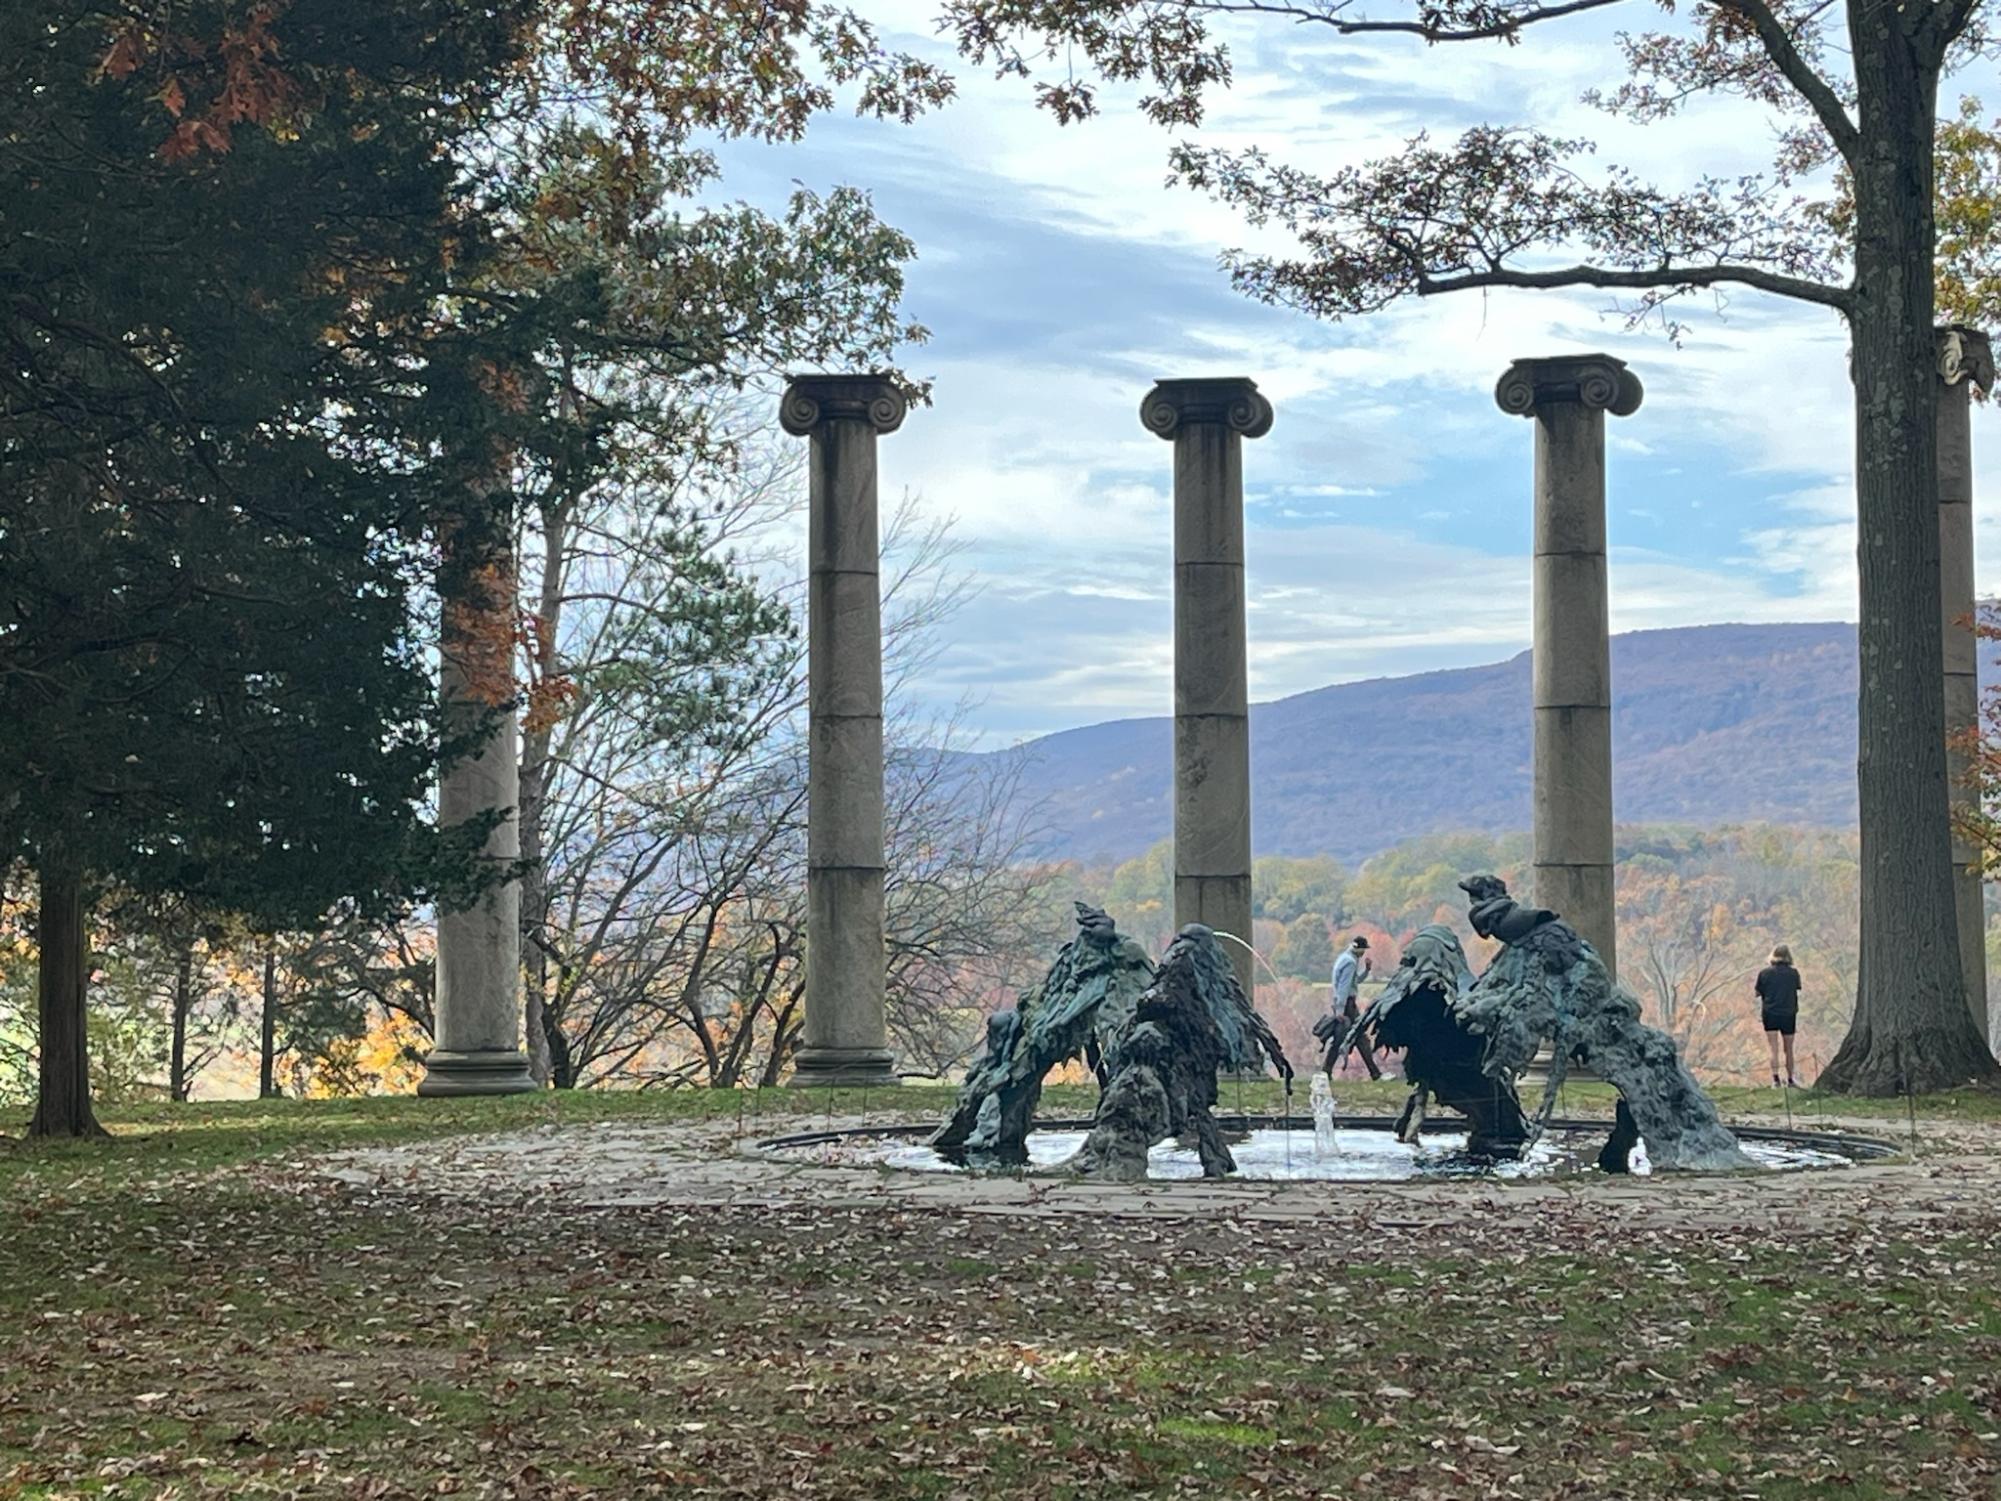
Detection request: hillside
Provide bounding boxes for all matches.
[993,622,1867,865]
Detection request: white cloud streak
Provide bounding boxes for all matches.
[716,6,2001,744]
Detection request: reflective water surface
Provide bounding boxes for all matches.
[771,1125,1858,1181]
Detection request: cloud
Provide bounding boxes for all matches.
[705,8,1979,745]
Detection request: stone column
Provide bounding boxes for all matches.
[1141,378,1275,1001]
[1938,326,1993,1043]
[1496,355,1643,978]
[421,529,537,1096]
[781,375,907,1089]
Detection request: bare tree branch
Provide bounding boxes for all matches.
[1330,0,1628,42]
[1418,259,1853,309]
[1717,0,1859,163]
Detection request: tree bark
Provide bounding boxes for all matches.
[548,1024,577,1090]
[1821,21,2000,1093]
[518,496,568,1088]
[519,789,554,1087]
[28,859,104,1138]
[258,949,280,1099]
[169,944,193,1103]
[759,987,804,1088]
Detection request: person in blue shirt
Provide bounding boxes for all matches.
[1325,936,1380,1079]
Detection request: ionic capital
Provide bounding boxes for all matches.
[1140,377,1275,441]
[780,374,908,436]
[1495,355,1644,418]
[1937,326,1995,393]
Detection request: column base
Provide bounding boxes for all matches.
[1521,1041,1601,1090]
[786,1045,899,1090]
[416,1048,540,1097]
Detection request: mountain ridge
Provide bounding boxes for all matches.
[983,621,1876,866]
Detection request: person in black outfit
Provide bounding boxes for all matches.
[1755,944,1803,1087]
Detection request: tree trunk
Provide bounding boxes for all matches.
[518,498,567,1088]
[716,955,781,1089]
[258,949,280,1099]
[692,1012,722,1083]
[169,944,193,1104]
[29,860,104,1138]
[519,741,554,1086]
[548,1024,576,1090]
[1822,22,2000,1093]
[759,987,804,1087]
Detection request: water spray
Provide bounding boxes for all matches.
[1212,927,1285,1141]
[1308,1070,1340,1159]
[1209,929,1283,987]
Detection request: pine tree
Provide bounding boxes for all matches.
[0,1,534,1133]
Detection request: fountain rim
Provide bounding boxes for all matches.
[757,1113,1902,1165]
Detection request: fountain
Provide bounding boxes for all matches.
[767,877,1890,1183]
[932,907,1290,1174]
[1066,923,1292,1180]
[1451,874,1749,1172]
[929,902,1153,1165]
[1308,1071,1338,1157]
[1334,923,1530,1160]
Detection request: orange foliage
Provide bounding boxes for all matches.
[520,611,580,733]
[98,4,302,164]
[442,555,519,708]
[304,1011,428,1098]
[1956,607,2001,870]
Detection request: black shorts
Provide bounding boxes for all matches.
[1762,1008,1797,1037]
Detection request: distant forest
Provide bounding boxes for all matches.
[0,822,1912,1100]
[1041,824,1899,1091]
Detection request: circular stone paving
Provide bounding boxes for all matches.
[309,1106,2001,1238]
[759,1116,1884,1181]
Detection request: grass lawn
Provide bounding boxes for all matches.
[2,1087,2000,1497]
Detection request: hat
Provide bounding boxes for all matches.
[1350,936,1369,950]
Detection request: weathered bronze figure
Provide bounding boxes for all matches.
[930,903,1153,1164]
[1066,923,1293,1180]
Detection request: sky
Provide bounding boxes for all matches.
[714,3,2001,746]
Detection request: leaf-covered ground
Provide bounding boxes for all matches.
[4,1088,2001,1498]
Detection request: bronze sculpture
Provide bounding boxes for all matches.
[1453,875,1748,1172]
[1066,923,1293,1180]
[930,903,1153,1164]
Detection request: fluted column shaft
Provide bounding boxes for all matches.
[1142,378,1274,1001]
[782,375,907,1089]
[1497,356,1644,979]
[1938,326,1992,1043]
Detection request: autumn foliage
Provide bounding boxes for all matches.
[1050,826,1864,1091]
[97,3,301,162]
